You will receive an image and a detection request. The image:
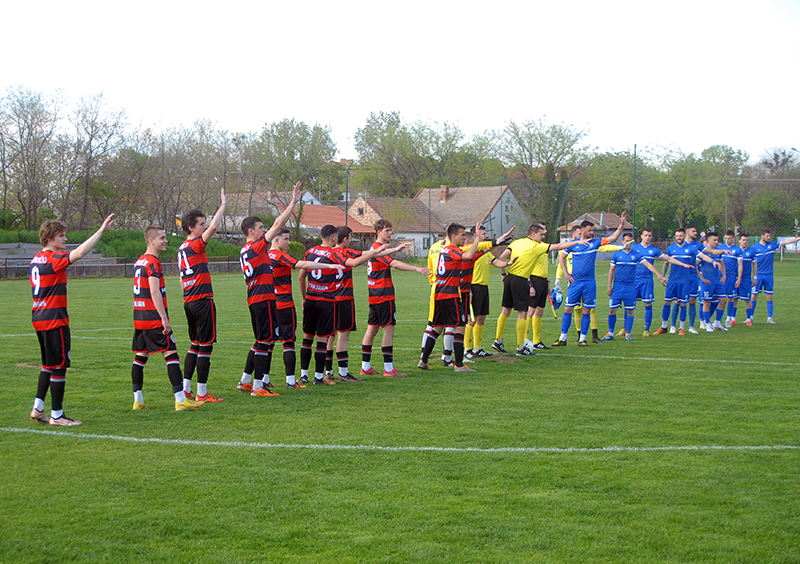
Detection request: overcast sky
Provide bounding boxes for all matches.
[4,0,799,165]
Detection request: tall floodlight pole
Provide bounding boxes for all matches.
[344,159,354,227]
[632,144,637,239]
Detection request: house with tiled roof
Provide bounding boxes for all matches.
[273,202,374,238]
[347,196,442,257]
[558,211,632,239]
[414,185,526,242]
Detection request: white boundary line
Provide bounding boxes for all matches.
[2,427,798,454]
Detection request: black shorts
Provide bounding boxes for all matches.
[249,300,278,343]
[529,275,549,309]
[501,274,530,312]
[37,327,71,370]
[432,297,465,327]
[184,298,217,345]
[275,306,297,342]
[335,299,357,332]
[303,299,335,338]
[470,284,490,317]
[368,300,397,328]
[132,328,177,354]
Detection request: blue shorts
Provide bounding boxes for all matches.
[635,279,656,303]
[752,275,774,295]
[664,280,689,304]
[738,279,753,300]
[700,281,726,301]
[610,285,637,310]
[688,273,699,298]
[723,276,739,299]
[566,280,597,309]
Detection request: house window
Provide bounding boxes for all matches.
[357,207,364,215]
[423,237,430,250]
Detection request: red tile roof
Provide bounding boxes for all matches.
[275,204,374,234]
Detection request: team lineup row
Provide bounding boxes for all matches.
[26,182,799,426]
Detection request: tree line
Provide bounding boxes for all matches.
[2,87,798,243]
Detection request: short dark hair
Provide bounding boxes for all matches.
[675,228,686,234]
[447,223,465,239]
[570,225,581,236]
[580,220,594,229]
[685,224,696,231]
[739,233,749,239]
[321,224,338,240]
[337,225,353,244]
[145,226,164,242]
[706,231,719,239]
[641,227,652,234]
[241,216,262,235]
[725,229,735,237]
[760,228,771,236]
[528,222,545,235]
[39,220,67,247]
[182,209,205,235]
[374,219,392,232]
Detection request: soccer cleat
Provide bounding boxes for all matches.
[49,415,82,426]
[264,381,275,388]
[678,329,686,336]
[716,325,728,332]
[359,368,378,376]
[687,327,699,334]
[237,382,253,393]
[724,320,731,328]
[669,327,677,334]
[454,365,476,372]
[642,330,650,338]
[417,360,430,370]
[442,359,453,367]
[175,398,202,411]
[30,409,49,424]
[325,371,334,380]
[616,328,626,337]
[384,368,406,377]
[767,318,776,324]
[532,342,550,350]
[196,393,224,403]
[699,320,707,330]
[464,350,475,360]
[462,357,476,364]
[338,373,362,382]
[474,348,494,357]
[577,340,590,347]
[491,339,507,353]
[706,326,714,333]
[286,382,306,389]
[184,391,195,400]
[313,376,336,386]
[592,336,603,344]
[745,320,753,326]
[552,339,567,347]
[132,401,148,410]
[730,319,737,326]
[299,375,309,384]
[600,333,614,341]
[251,387,280,397]
[515,347,535,356]
[625,334,633,341]
[652,327,668,335]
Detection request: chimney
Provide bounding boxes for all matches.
[440,185,448,202]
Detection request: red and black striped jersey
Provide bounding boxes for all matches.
[459,248,489,292]
[303,246,345,302]
[333,247,362,301]
[367,242,394,305]
[268,249,299,310]
[30,249,71,331]
[240,236,275,306]
[434,244,464,300]
[178,236,213,302]
[133,254,167,330]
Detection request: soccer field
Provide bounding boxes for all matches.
[2,263,799,563]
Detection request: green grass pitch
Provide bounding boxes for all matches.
[1,261,799,563]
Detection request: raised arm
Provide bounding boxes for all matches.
[69,213,114,264]
[605,211,628,244]
[389,258,430,276]
[202,187,228,243]
[264,181,302,242]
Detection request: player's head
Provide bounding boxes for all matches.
[621,232,633,243]
[144,226,167,253]
[674,228,685,244]
[39,220,67,248]
[336,225,353,246]
[685,224,697,240]
[272,228,291,250]
[182,209,206,235]
[760,228,772,241]
[580,220,595,239]
[374,219,393,242]
[447,223,466,245]
[320,224,338,243]
[739,233,749,247]
[724,229,735,245]
[528,222,547,241]
[705,231,719,247]
[641,228,652,244]
[570,225,581,238]
[241,216,264,238]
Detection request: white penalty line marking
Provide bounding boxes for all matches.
[1,427,798,455]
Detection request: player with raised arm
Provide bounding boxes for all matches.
[360,219,429,377]
[28,214,114,426]
[749,228,800,324]
[131,226,203,411]
[177,188,226,403]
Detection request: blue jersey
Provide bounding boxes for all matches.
[740,245,755,279]
[718,243,742,280]
[751,241,780,277]
[697,247,722,283]
[610,250,641,287]
[666,242,700,284]
[569,238,605,282]
[632,243,663,282]
[686,240,704,279]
